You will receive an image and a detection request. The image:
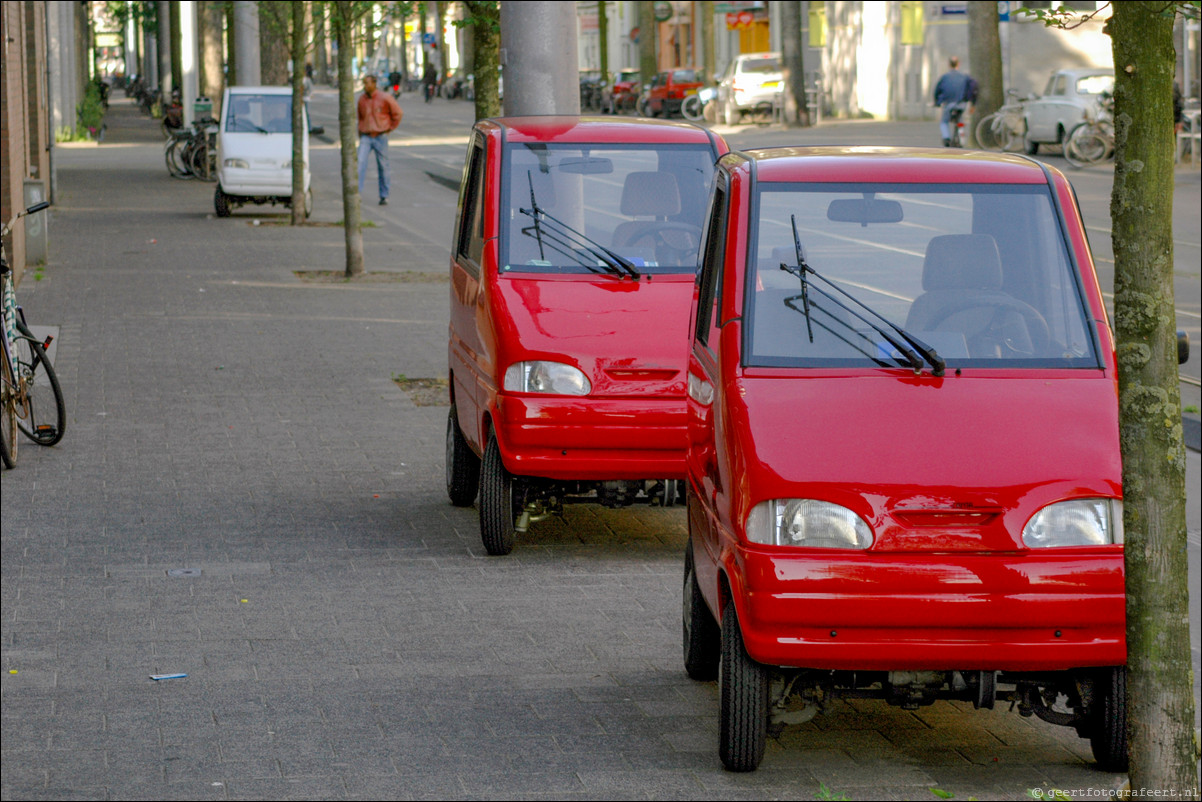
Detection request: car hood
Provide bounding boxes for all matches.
[731,372,1121,550]
[493,273,695,397]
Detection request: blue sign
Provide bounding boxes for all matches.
[422,33,436,45]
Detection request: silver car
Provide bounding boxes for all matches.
[717,52,783,126]
[1023,67,1114,154]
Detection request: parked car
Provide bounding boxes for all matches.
[716,52,783,126]
[214,86,311,217]
[1023,67,1114,154]
[642,68,705,118]
[446,117,728,555]
[608,68,641,113]
[683,146,1138,773]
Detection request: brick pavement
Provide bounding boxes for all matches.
[0,98,1142,800]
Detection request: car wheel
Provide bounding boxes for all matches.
[214,185,231,217]
[1024,136,1039,155]
[724,101,740,127]
[683,543,720,681]
[719,602,768,772]
[479,435,518,556]
[303,187,313,219]
[446,404,480,507]
[1087,667,1128,772]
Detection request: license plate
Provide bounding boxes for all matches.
[763,80,781,89]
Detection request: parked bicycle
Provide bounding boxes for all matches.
[165,116,218,181]
[975,90,1030,152]
[2,201,66,469]
[681,86,718,122]
[1063,93,1115,169]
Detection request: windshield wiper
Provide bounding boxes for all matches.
[783,296,898,368]
[519,171,640,279]
[781,215,945,377]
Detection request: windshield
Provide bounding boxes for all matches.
[500,142,717,276]
[745,183,1098,369]
[740,58,781,74]
[1076,75,1114,96]
[225,94,293,133]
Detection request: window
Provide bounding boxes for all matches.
[225,94,293,133]
[457,141,487,269]
[744,183,1098,370]
[694,175,728,348]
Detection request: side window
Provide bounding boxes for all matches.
[457,140,486,269]
[694,176,729,349]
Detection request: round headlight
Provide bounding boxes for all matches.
[746,499,873,549]
[503,361,591,396]
[1022,498,1122,548]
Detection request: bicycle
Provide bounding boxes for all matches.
[681,86,717,122]
[1,201,66,468]
[947,105,967,148]
[975,90,1030,151]
[1063,94,1114,169]
[164,117,218,181]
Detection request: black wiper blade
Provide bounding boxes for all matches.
[783,297,897,368]
[520,171,639,279]
[517,219,623,276]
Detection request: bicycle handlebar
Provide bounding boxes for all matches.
[1,201,51,240]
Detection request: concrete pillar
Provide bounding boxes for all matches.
[179,1,199,126]
[500,1,579,116]
[233,0,260,86]
[45,1,77,134]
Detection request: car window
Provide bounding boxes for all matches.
[226,94,293,133]
[695,175,729,348]
[673,70,698,83]
[744,183,1098,370]
[499,142,717,276]
[1075,75,1113,96]
[456,141,487,269]
[1050,75,1067,96]
[739,58,781,74]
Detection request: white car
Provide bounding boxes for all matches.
[717,52,783,126]
[214,86,312,217]
[1023,68,1113,154]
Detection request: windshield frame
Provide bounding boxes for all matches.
[740,179,1104,371]
[498,140,718,277]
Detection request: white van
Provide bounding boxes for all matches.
[214,86,312,217]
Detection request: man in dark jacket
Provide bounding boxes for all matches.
[933,56,975,146]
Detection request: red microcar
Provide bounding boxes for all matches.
[682,147,1128,772]
[446,117,727,555]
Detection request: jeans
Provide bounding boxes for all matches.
[358,133,391,200]
[940,102,968,140]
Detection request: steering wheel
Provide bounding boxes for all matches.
[924,296,1051,357]
[613,222,703,265]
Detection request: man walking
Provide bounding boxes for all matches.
[357,74,403,205]
[933,56,976,147]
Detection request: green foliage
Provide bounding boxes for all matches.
[76,80,106,139]
[815,784,851,801]
[456,0,500,32]
[930,789,955,799]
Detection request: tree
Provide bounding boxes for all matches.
[966,2,1003,145]
[461,1,500,120]
[291,1,307,226]
[331,0,373,277]
[779,1,809,127]
[259,0,290,85]
[198,0,224,116]
[638,1,656,95]
[1030,2,1199,793]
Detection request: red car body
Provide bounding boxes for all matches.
[646,69,705,118]
[446,117,727,554]
[684,147,1126,772]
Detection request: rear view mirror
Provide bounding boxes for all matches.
[557,157,613,175]
[827,198,904,226]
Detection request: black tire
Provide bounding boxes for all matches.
[683,543,720,680]
[13,320,65,446]
[719,602,768,772]
[1024,135,1039,155]
[479,435,518,556]
[190,142,215,181]
[165,137,192,178]
[214,186,231,217]
[303,187,313,219]
[1088,667,1128,772]
[1,343,17,468]
[446,404,481,507]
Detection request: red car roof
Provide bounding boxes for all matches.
[486,116,719,145]
[730,146,1051,184]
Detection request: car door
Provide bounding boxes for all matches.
[449,130,490,453]
[686,172,731,604]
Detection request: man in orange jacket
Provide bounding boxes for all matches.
[357,74,403,205]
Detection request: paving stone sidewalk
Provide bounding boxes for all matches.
[1,99,1134,801]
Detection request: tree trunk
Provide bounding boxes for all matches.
[638,1,656,91]
[314,2,328,85]
[598,0,608,88]
[291,0,306,226]
[779,1,809,127]
[170,0,182,93]
[700,0,714,87]
[1109,4,1198,795]
[435,1,448,83]
[966,1,1002,145]
[259,0,290,85]
[465,1,500,120]
[334,1,364,277]
[198,1,224,117]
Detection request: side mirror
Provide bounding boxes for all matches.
[1178,329,1190,365]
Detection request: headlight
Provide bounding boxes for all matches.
[223,158,249,169]
[1022,498,1122,548]
[503,361,591,396]
[746,499,873,549]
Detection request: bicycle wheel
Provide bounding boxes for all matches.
[975,113,1001,150]
[1,340,18,467]
[13,320,65,446]
[681,94,704,122]
[190,141,215,182]
[166,137,193,179]
[1064,122,1109,168]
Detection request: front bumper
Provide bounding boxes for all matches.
[733,547,1125,672]
[494,393,687,481]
